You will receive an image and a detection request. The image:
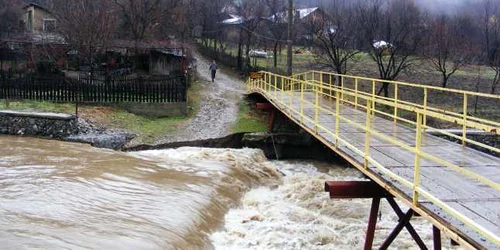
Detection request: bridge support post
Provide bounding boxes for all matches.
[433,226,442,250]
[325,181,429,250]
[256,102,277,132]
[365,197,381,250]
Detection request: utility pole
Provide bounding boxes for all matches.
[287,0,293,76]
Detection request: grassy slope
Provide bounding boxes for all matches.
[231,98,268,133]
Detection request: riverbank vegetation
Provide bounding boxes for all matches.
[231,99,268,133]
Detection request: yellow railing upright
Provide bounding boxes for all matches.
[247,70,500,247]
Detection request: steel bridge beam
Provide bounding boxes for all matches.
[325,181,438,250]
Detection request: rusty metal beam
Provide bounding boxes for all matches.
[364,197,381,250]
[268,109,276,132]
[434,226,442,250]
[255,102,274,110]
[386,197,427,249]
[379,209,416,250]
[325,182,429,249]
[255,102,277,132]
[325,181,392,199]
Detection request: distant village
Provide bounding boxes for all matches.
[0,0,332,79]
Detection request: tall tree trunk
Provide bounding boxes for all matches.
[442,72,448,88]
[213,36,217,54]
[245,33,251,70]
[237,28,243,71]
[492,71,500,94]
[377,82,390,97]
[273,42,278,68]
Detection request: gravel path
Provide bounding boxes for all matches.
[155,52,245,144]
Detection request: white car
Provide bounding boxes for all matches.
[249,50,269,58]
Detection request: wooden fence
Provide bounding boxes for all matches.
[0,73,187,103]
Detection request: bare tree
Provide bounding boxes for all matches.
[113,0,163,46]
[0,0,22,37]
[264,0,287,68]
[235,0,265,69]
[196,0,231,55]
[154,0,187,41]
[52,0,117,68]
[169,1,189,42]
[313,1,360,79]
[482,0,500,94]
[425,14,475,88]
[357,0,426,97]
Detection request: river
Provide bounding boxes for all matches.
[0,136,458,249]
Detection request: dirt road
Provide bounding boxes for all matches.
[155,52,245,144]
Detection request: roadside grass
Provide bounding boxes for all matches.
[187,76,205,116]
[454,67,497,80]
[107,109,184,144]
[0,100,76,113]
[231,99,268,133]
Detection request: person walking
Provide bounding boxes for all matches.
[209,60,218,82]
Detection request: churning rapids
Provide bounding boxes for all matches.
[0,136,459,249]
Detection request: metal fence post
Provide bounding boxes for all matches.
[355,78,359,109]
[267,73,271,93]
[335,90,340,148]
[280,76,283,103]
[300,80,305,124]
[315,83,320,134]
[462,93,468,146]
[394,83,398,123]
[320,71,324,97]
[423,87,428,129]
[413,112,423,205]
[274,75,278,98]
[371,80,376,114]
[364,99,373,169]
[329,74,333,100]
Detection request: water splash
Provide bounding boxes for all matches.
[211,160,462,250]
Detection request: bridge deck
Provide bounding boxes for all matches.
[262,90,500,249]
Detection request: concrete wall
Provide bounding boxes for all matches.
[0,110,78,138]
[118,102,187,118]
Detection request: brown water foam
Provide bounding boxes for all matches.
[0,136,280,249]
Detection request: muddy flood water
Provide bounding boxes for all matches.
[0,136,459,249]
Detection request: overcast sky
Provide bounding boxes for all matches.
[297,0,486,15]
[414,0,482,13]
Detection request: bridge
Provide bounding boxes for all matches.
[247,71,500,249]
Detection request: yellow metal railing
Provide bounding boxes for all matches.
[292,70,500,154]
[247,71,500,246]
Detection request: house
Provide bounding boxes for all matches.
[23,3,57,33]
[267,7,329,25]
[295,7,329,25]
[266,7,330,46]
